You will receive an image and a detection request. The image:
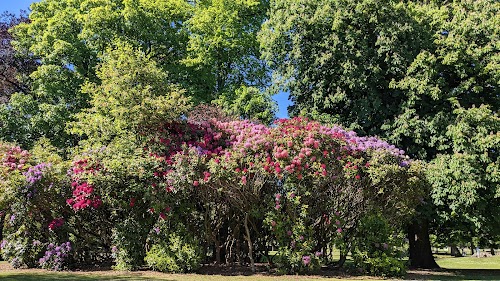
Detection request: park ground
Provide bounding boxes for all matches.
[0,255,499,281]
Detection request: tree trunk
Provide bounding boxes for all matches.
[338,252,347,267]
[0,211,5,246]
[244,213,255,272]
[450,245,462,257]
[408,220,439,268]
[215,240,221,264]
[491,248,495,256]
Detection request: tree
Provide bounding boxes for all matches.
[260,0,432,139]
[68,41,191,144]
[0,11,36,103]
[427,105,500,252]
[1,0,273,149]
[260,0,499,268]
[213,85,277,124]
[183,0,270,99]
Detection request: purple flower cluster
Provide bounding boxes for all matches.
[319,125,406,157]
[21,162,52,199]
[0,239,7,249]
[39,242,71,271]
[23,163,51,184]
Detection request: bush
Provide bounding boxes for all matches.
[112,216,153,270]
[0,226,44,268]
[145,232,201,273]
[351,214,407,277]
[273,246,322,275]
[359,252,406,277]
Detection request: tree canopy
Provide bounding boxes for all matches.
[260,0,499,159]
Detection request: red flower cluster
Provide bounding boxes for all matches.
[48,218,64,230]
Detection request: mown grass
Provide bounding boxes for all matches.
[1,255,499,281]
[405,255,500,280]
[436,254,500,270]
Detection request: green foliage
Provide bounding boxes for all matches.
[112,216,153,271]
[68,41,191,143]
[184,0,269,99]
[213,85,277,124]
[427,105,500,246]
[388,0,500,159]
[145,231,202,273]
[260,0,429,136]
[351,214,406,277]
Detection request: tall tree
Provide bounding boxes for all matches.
[184,0,275,122]
[260,0,499,268]
[0,11,36,103]
[1,0,273,148]
[184,0,269,97]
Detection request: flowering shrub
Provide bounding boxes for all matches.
[0,116,422,275]
[0,227,45,268]
[0,141,73,269]
[160,117,420,273]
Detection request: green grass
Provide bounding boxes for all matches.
[436,254,500,270]
[1,256,500,281]
[405,255,500,280]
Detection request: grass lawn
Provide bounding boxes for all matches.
[436,254,500,270]
[0,255,499,280]
[406,255,500,280]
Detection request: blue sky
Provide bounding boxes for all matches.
[0,0,37,14]
[1,0,291,118]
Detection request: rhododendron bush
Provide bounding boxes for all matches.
[1,117,424,274]
[161,117,423,273]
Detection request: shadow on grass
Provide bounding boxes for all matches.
[0,272,172,281]
[407,269,500,280]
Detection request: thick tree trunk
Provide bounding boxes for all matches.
[408,220,439,268]
[450,245,462,257]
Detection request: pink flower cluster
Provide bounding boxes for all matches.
[66,159,102,211]
[160,117,411,197]
[1,145,30,171]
